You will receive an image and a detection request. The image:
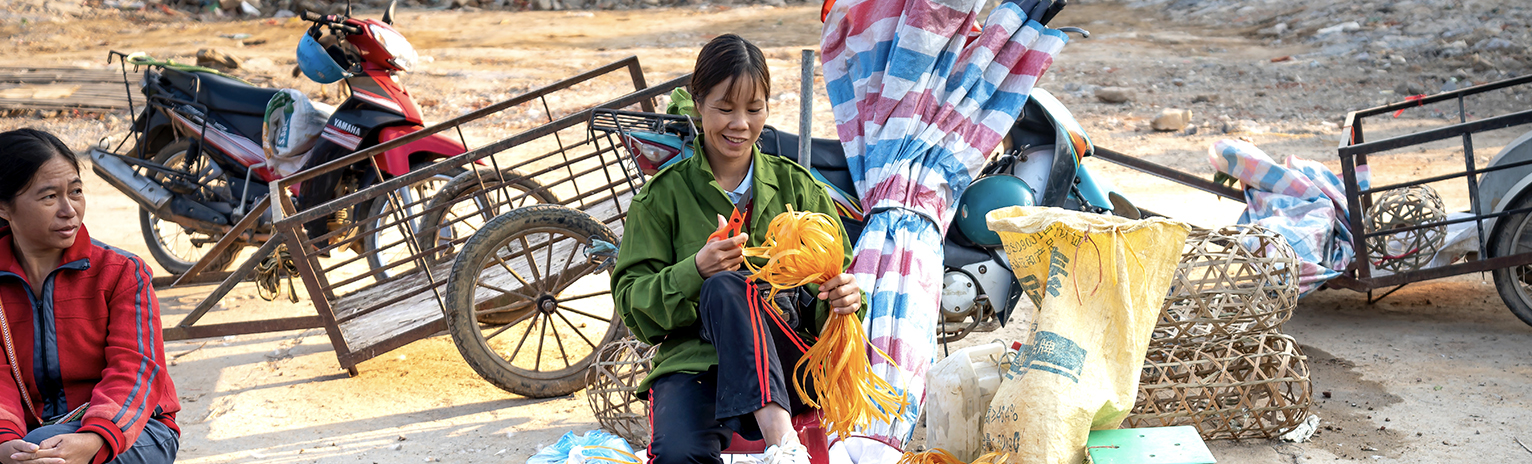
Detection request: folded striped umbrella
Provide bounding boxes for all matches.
[821,0,1067,447]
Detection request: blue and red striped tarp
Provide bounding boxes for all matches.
[820,0,1066,448]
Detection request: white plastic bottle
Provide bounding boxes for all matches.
[924,342,1007,461]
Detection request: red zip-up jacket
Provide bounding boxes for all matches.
[0,226,179,464]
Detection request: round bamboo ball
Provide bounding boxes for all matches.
[585,336,657,447]
[1365,185,1447,273]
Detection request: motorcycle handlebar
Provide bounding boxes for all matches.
[302,11,362,35]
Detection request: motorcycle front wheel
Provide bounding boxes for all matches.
[139,140,240,275]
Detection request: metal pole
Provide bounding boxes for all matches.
[798,49,815,168]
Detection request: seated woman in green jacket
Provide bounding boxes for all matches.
[611,34,863,464]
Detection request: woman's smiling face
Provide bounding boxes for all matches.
[698,75,768,165]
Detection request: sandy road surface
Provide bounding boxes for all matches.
[2,1,1531,462]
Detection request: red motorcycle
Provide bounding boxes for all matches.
[93,1,464,275]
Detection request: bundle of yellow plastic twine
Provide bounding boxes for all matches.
[742,206,904,438]
[896,450,1010,464]
[576,446,643,464]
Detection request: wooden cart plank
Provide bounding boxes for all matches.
[331,265,452,351]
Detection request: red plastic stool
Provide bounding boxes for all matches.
[720,410,829,464]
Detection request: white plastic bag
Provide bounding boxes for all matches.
[262,89,330,177]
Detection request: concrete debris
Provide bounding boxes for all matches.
[1469,54,1495,72]
[1151,108,1193,132]
[1095,86,1134,104]
[1316,21,1361,36]
[1257,23,1288,37]
[1475,38,1515,50]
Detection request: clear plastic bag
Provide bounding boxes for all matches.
[527,430,641,464]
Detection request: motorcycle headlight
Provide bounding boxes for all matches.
[369,24,418,72]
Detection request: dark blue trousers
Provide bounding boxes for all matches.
[645,271,814,464]
[24,419,178,464]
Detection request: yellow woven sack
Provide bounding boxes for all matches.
[979,206,1189,464]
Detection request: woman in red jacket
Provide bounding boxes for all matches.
[0,129,179,464]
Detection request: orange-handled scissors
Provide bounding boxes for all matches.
[708,207,746,242]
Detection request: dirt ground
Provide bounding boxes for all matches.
[2,1,1532,462]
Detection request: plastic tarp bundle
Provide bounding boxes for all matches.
[1208,139,1371,295]
[820,0,1066,449]
[982,206,1189,464]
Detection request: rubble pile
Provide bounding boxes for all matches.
[1114,0,1531,81]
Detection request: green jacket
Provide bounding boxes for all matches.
[612,142,865,392]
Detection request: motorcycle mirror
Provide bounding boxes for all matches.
[1057,26,1090,38]
[382,0,396,25]
[345,0,352,18]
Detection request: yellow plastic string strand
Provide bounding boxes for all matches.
[896,449,1010,464]
[582,446,643,464]
[740,205,903,437]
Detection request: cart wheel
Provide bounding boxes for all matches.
[416,168,557,272]
[1489,194,1532,327]
[445,204,625,398]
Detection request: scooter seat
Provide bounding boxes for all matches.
[160,69,281,142]
[161,68,281,117]
[758,127,857,198]
[756,126,866,245]
[758,126,848,171]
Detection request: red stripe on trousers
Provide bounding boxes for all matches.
[748,282,769,406]
[761,294,811,353]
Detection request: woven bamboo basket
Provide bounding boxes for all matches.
[1365,185,1447,273]
[1127,332,1312,440]
[585,336,657,446]
[1154,225,1300,346]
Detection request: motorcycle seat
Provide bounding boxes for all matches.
[756,127,866,245]
[160,69,281,142]
[758,126,848,171]
[758,126,857,196]
[161,68,281,118]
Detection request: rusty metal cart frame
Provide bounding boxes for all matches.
[159,56,688,396]
[1326,74,1532,294]
[1087,75,1532,324]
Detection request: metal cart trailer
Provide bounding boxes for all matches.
[1088,74,1532,327]
[144,56,689,398]
[1326,74,1532,324]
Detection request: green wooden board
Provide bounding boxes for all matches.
[1085,426,1215,464]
